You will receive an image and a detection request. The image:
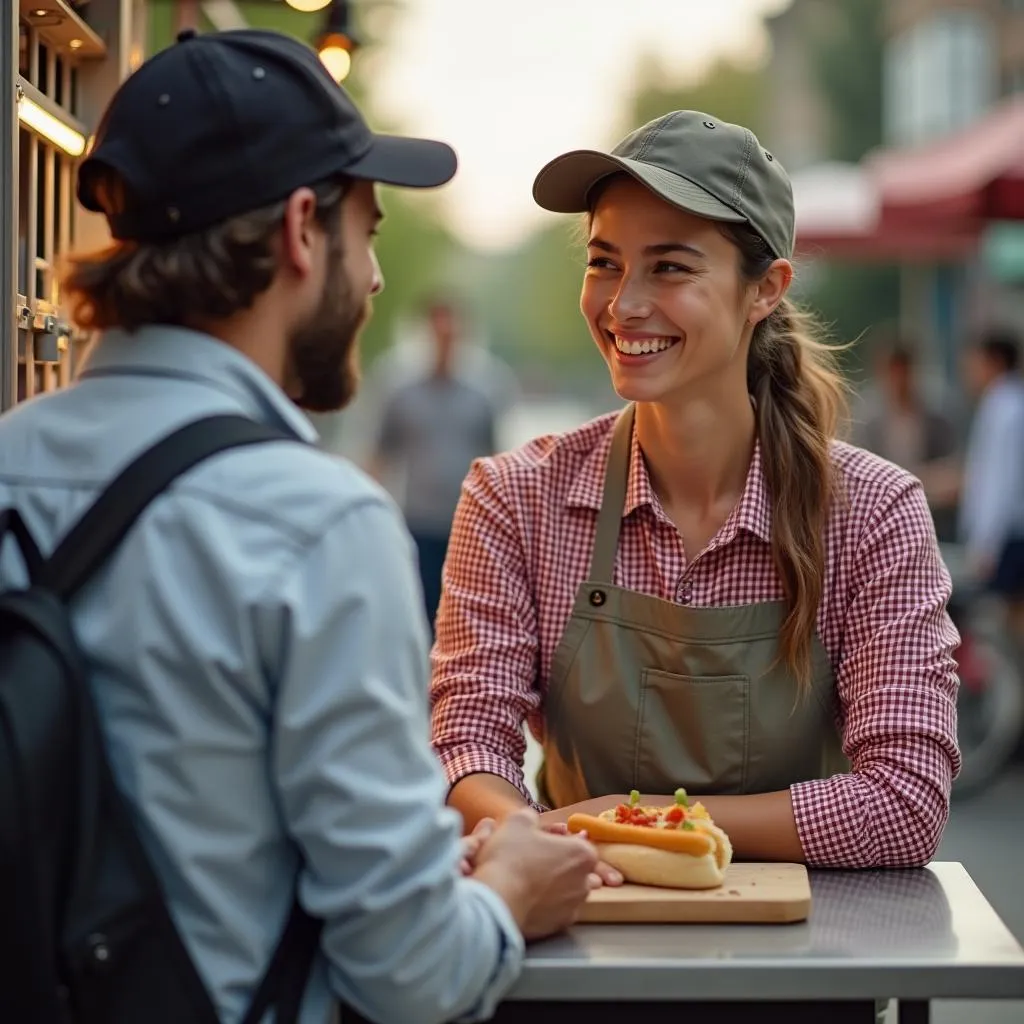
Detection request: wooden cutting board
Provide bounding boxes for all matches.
[577,862,811,924]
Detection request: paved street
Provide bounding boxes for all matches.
[929,766,1024,1024]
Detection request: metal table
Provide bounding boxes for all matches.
[491,861,1024,1024]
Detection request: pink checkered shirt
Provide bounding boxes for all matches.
[430,411,961,868]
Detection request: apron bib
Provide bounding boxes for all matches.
[538,404,847,808]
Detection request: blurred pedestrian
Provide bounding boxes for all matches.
[852,335,958,539]
[960,327,1024,637]
[370,296,507,630]
[854,336,957,475]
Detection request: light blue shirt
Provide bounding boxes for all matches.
[0,327,523,1024]
[960,374,1024,561]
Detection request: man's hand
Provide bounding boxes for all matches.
[539,820,623,885]
[471,809,599,941]
[459,817,496,875]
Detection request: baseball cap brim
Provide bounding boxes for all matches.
[533,151,746,225]
[346,133,457,189]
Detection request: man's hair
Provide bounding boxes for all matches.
[61,171,349,332]
[977,326,1021,374]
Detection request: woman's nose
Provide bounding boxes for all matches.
[609,274,652,322]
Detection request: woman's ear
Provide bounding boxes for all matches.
[748,258,794,325]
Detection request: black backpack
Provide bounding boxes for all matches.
[0,415,323,1023]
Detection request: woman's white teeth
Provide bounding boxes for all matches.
[614,336,677,355]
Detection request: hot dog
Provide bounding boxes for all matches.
[567,789,733,890]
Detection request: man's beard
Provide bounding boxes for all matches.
[288,239,367,413]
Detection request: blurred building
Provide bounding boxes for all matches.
[767,0,1024,398]
[883,0,1024,336]
[885,0,1024,145]
[762,0,837,172]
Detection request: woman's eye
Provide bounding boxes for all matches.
[586,256,616,270]
[655,261,692,274]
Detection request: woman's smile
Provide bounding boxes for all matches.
[606,329,682,364]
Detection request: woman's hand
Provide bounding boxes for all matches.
[540,818,623,887]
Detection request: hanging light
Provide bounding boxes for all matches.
[316,0,361,83]
[285,0,332,12]
[16,78,88,157]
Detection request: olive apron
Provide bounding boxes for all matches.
[532,405,884,1020]
[537,402,848,809]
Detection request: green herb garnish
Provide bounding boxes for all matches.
[674,788,689,808]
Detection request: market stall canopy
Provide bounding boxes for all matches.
[792,161,979,261]
[869,95,1024,223]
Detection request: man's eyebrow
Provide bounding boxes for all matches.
[587,237,706,258]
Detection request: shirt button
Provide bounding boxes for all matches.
[676,580,693,605]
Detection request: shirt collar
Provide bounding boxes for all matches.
[79,326,320,444]
[566,414,772,544]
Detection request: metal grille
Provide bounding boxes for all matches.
[15,9,86,402]
[16,32,76,399]
[3,1,111,411]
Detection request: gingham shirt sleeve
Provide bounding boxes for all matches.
[430,459,543,804]
[790,478,961,868]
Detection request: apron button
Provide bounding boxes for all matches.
[589,589,606,607]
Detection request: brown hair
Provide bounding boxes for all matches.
[720,223,848,690]
[61,170,349,333]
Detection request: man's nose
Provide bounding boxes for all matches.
[370,250,384,296]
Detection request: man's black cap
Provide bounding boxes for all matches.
[78,28,458,242]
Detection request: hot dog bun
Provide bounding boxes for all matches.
[567,798,733,890]
[595,842,725,889]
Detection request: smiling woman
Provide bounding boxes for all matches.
[429,110,961,877]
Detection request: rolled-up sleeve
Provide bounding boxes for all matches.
[791,479,961,868]
[430,459,543,804]
[260,495,523,1024]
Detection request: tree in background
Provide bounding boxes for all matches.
[625,52,764,137]
[809,0,884,164]
[796,0,899,371]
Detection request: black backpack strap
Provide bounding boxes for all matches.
[39,415,291,600]
[38,414,324,1021]
[240,896,323,1024]
[0,507,45,583]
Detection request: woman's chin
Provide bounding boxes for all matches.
[611,376,672,405]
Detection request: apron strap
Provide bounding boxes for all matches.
[589,403,636,583]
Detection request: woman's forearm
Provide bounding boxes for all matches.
[546,789,806,862]
[448,773,533,833]
[692,789,805,862]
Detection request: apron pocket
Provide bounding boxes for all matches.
[635,670,750,794]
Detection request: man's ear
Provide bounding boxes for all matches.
[279,187,320,278]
